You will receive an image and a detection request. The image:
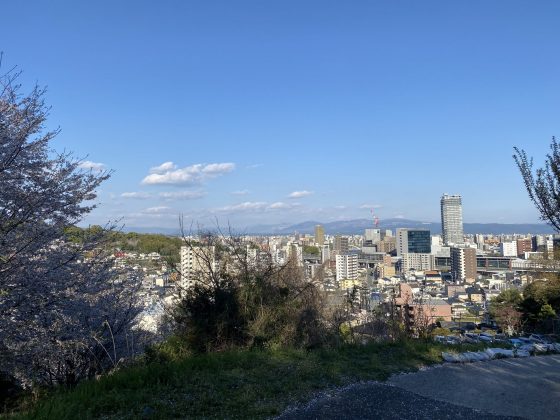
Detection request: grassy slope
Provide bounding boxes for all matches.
[10,340,484,420]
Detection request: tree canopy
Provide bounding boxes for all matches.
[0,66,141,388]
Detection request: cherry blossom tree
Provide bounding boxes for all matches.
[0,64,141,387]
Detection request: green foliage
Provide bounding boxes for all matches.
[495,289,522,305]
[539,303,556,320]
[490,282,560,333]
[111,232,182,261]
[144,335,192,364]
[172,260,331,352]
[431,327,452,337]
[63,225,105,244]
[12,339,466,419]
[489,291,523,335]
[172,279,247,353]
[513,139,560,332]
[63,226,183,263]
[303,245,320,255]
[520,278,560,331]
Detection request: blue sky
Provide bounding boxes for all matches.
[2,1,559,229]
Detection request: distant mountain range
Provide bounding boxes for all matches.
[123,218,554,236]
[243,218,554,235]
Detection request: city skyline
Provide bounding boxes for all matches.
[2,2,559,228]
[4,3,560,416]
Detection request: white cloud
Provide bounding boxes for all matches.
[201,163,235,175]
[268,201,292,210]
[288,190,313,199]
[231,189,250,196]
[394,214,405,219]
[359,204,383,209]
[159,191,206,200]
[217,201,301,213]
[246,163,264,169]
[218,202,268,212]
[142,162,235,186]
[121,192,152,199]
[78,160,106,171]
[268,202,294,210]
[143,206,174,214]
[150,161,177,174]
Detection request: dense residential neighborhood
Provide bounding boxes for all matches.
[140,194,556,342]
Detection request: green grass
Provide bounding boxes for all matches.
[5,340,484,420]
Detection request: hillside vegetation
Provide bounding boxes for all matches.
[65,226,183,263]
[8,339,482,419]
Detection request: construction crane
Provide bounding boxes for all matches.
[370,208,380,228]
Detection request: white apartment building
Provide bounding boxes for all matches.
[500,241,518,257]
[321,244,330,263]
[401,253,435,272]
[364,228,381,243]
[286,242,303,266]
[180,245,216,290]
[475,234,485,250]
[246,245,258,267]
[336,254,358,281]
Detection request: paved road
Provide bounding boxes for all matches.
[277,355,560,420]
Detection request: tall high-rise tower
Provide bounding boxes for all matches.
[314,225,325,246]
[441,194,464,245]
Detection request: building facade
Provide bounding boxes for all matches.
[180,245,216,290]
[314,225,325,246]
[364,228,381,244]
[450,246,477,282]
[402,253,435,272]
[377,236,397,253]
[516,238,532,257]
[334,235,349,253]
[500,241,518,257]
[441,194,464,245]
[396,228,431,255]
[335,253,358,281]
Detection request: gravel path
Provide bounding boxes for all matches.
[277,355,560,420]
[277,382,518,420]
[388,355,560,419]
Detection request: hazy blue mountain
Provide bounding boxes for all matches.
[123,219,554,236]
[245,218,554,235]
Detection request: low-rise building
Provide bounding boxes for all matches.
[395,283,453,325]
